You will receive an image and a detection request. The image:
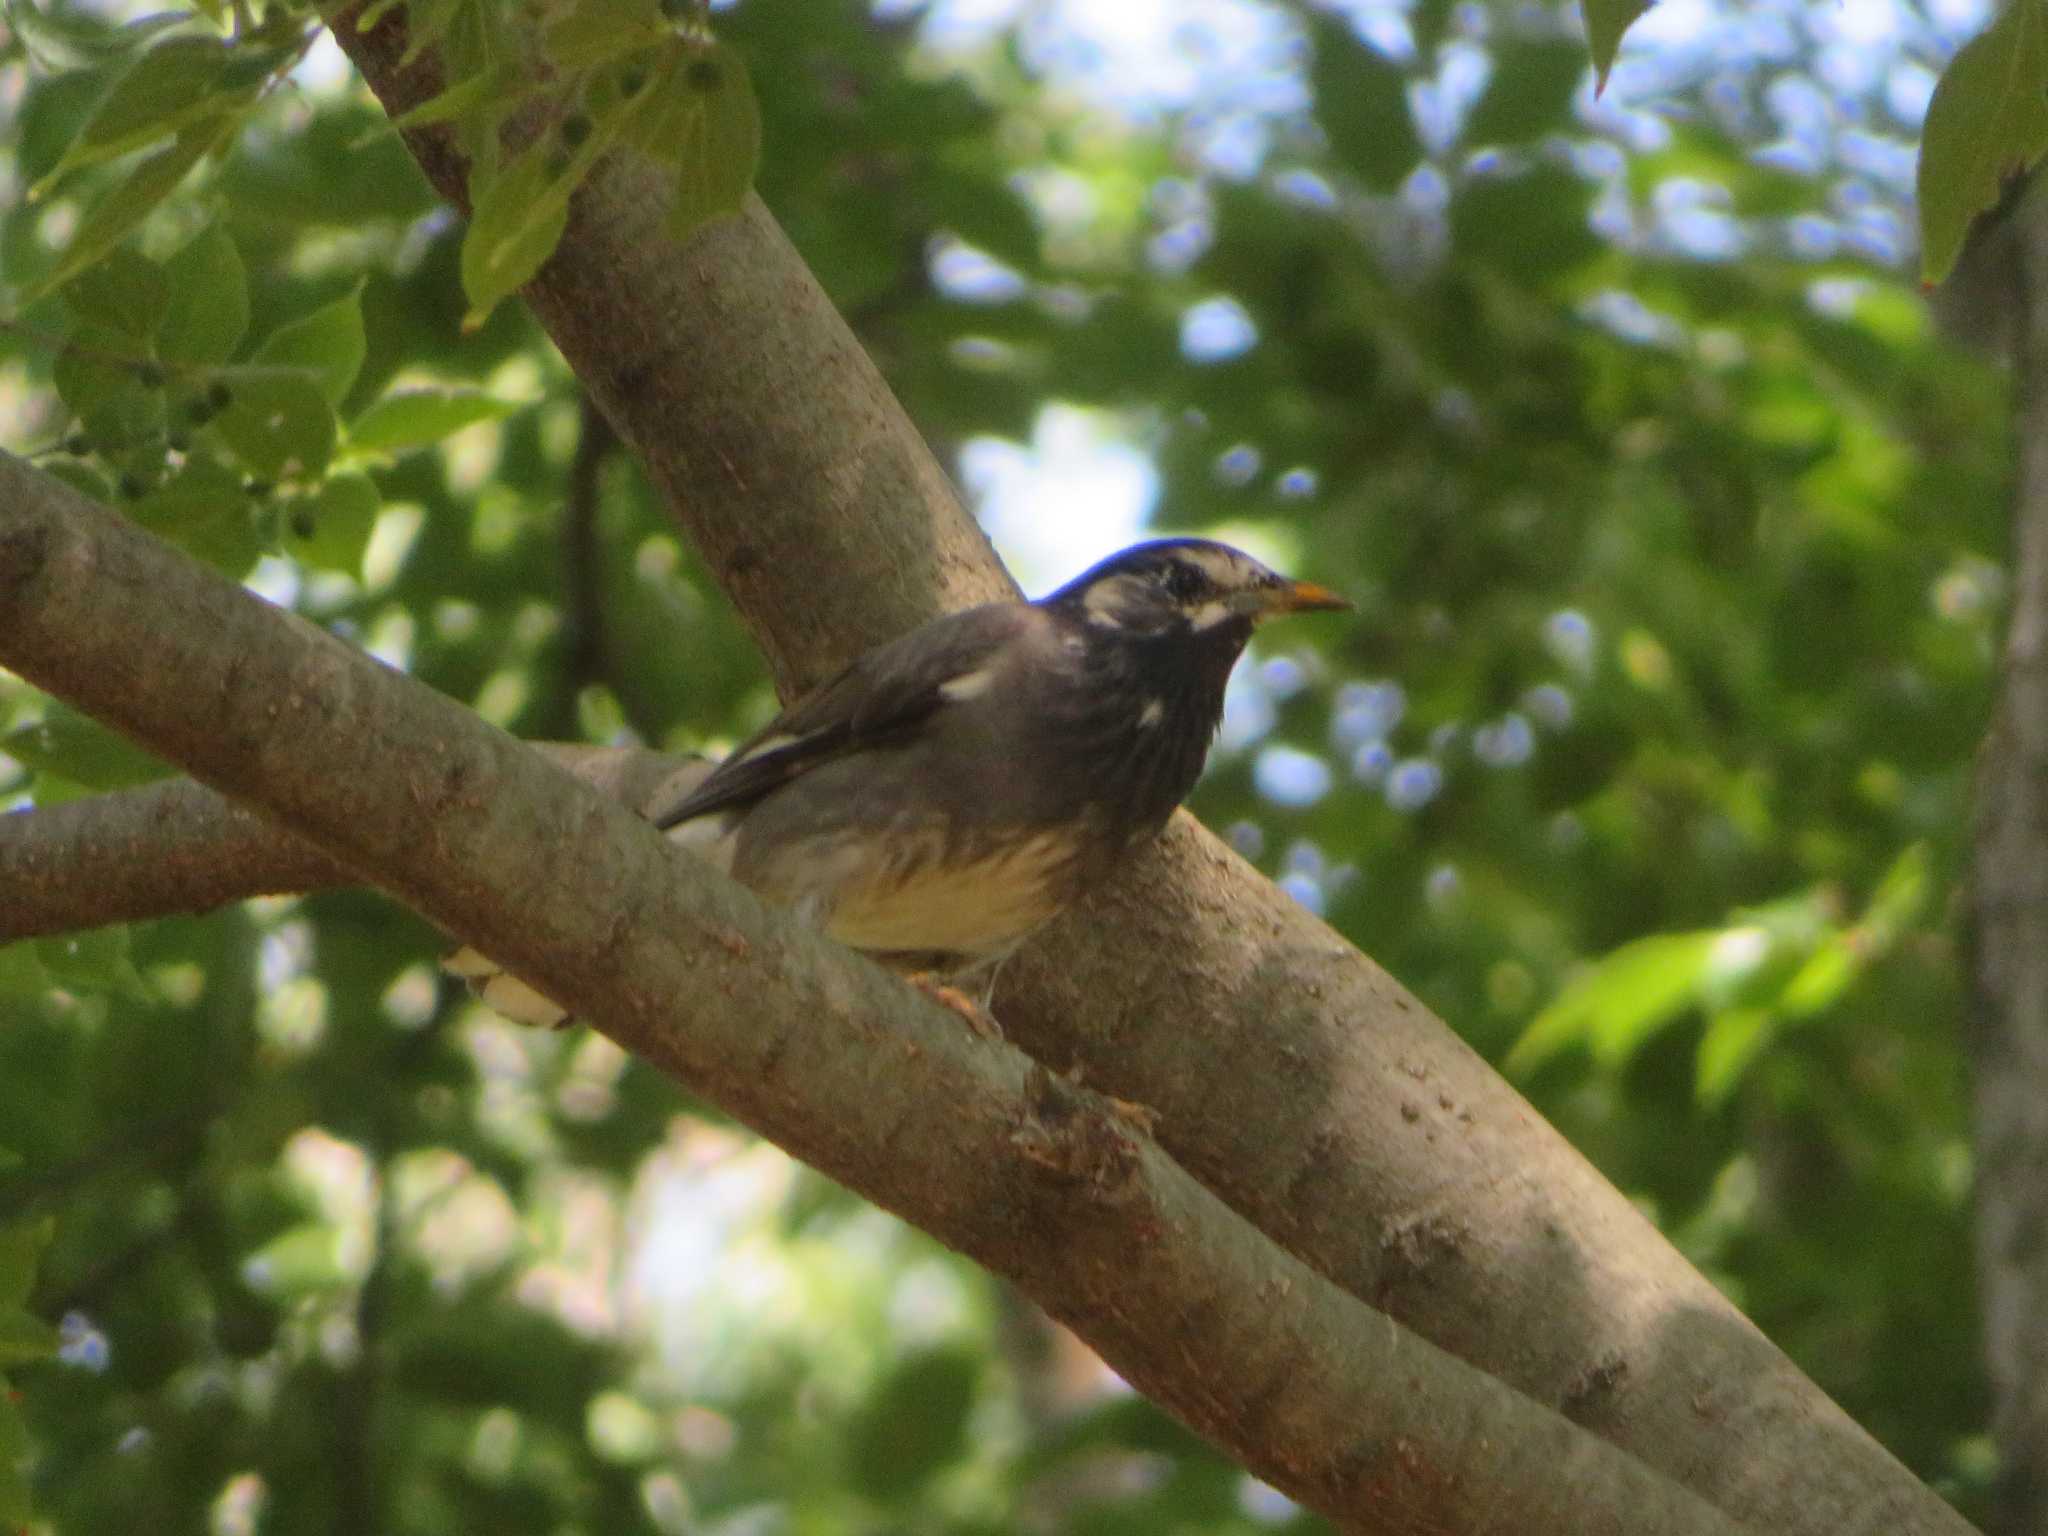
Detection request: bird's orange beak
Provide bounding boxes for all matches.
[1249,578,1351,620]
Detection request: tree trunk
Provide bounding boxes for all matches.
[1972,182,2048,1536]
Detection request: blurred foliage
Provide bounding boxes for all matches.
[0,0,2013,1529]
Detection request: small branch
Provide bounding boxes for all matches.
[0,451,1750,1536]
[546,396,621,738]
[0,746,699,942]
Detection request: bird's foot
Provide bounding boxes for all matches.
[1104,1094,1160,1135]
[910,973,1004,1041]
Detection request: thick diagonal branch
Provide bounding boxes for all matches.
[0,451,1754,1536]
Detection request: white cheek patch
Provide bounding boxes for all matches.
[1188,599,1236,631]
[940,667,997,702]
[1183,546,1250,585]
[1137,699,1165,728]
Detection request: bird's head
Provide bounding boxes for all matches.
[1045,538,1350,641]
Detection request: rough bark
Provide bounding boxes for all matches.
[1972,184,2048,1536]
[0,450,1752,1536]
[0,746,691,939]
[3,8,1981,1532]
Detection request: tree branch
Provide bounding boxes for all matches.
[302,10,1980,1534]
[0,449,1749,1536]
[0,746,697,941]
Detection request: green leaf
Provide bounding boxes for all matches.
[129,454,261,573]
[0,1384,29,1529]
[1508,931,1718,1074]
[62,244,168,341]
[663,43,762,242]
[1695,1007,1775,1107]
[211,366,338,479]
[253,289,366,408]
[285,473,380,573]
[1449,164,1603,279]
[0,1310,59,1370]
[347,388,517,453]
[52,320,152,433]
[461,144,575,324]
[38,925,151,1002]
[69,34,229,155]
[41,461,114,506]
[1309,15,1421,193]
[1777,938,1858,1019]
[847,1346,979,1499]
[35,112,240,296]
[387,57,524,131]
[1865,840,1931,936]
[1918,0,2048,282]
[0,1220,54,1311]
[1583,0,1650,96]
[0,946,51,1000]
[544,0,666,72]
[159,222,249,367]
[1464,38,1586,146]
[243,1223,355,1297]
[3,703,172,790]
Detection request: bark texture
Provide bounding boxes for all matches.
[1972,185,2048,1536]
[0,450,1751,1536]
[0,746,691,939]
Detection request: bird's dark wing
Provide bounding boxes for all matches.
[650,602,1036,830]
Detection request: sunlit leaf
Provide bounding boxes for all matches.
[253,288,367,408]
[1508,931,1717,1074]
[3,703,172,790]
[210,366,338,479]
[461,143,575,324]
[347,388,517,454]
[159,222,249,367]
[1696,1006,1775,1106]
[29,33,231,188]
[129,453,261,572]
[1918,0,2048,282]
[284,472,380,573]
[648,42,761,241]
[243,1223,356,1297]
[387,57,524,131]
[61,244,168,341]
[38,925,151,1001]
[34,111,240,296]
[544,0,666,71]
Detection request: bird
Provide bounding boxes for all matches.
[447,538,1349,1029]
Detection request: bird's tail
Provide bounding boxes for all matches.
[442,946,575,1029]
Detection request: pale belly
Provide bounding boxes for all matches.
[822,827,1079,955]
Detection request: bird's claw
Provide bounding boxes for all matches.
[910,974,1004,1041]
